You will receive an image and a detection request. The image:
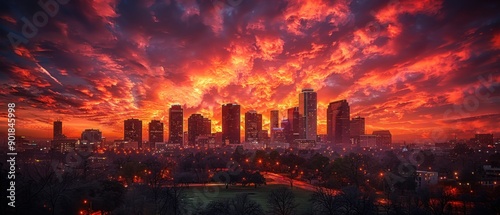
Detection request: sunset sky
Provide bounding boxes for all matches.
[1,0,499,142]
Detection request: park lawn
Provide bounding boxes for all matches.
[185,184,314,214]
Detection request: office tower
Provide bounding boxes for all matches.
[245,110,262,142]
[183,131,188,146]
[51,139,77,152]
[214,132,223,145]
[169,105,183,144]
[81,129,102,149]
[359,135,377,148]
[124,118,143,148]
[258,130,269,141]
[271,127,286,143]
[270,110,279,143]
[203,118,211,135]
[222,103,241,144]
[287,107,300,142]
[188,114,205,145]
[350,116,365,145]
[270,110,280,129]
[327,100,350,145]
[81,129,102,143]
[373,130,392,146]
[299,89,317,140]
[53,120,64,140]
[281,118,291,143]
[149,120,164,148]
[350,116,365,137]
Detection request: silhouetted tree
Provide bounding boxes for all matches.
[337,186,376,215]
[157,185,187,215]
[267,187,298,215]
[310,187,341,215]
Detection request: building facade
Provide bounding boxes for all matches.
[188,114,211,145]
[299,89,317,140]
[169,105,183,144]
[53,120,65,140]
[81,128,103,148]
[124,118,142,148]
[245,110,262,142]
[270,110,280,129]
[373,130,392,146]
[149,120,164,147]
[327,100,350,145]
[222,103,241,144]
[350,116,365,145]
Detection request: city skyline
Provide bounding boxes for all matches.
[1,0,499,142]
[2,1,500,215]
[45,94,496,144]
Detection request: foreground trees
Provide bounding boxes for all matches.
[267,187,298,215]
[310,186,376,215]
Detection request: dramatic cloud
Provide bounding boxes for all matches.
[0,0,499,142]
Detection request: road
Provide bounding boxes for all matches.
[264,172,319,191]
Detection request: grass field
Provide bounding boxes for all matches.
[185,184,314,214]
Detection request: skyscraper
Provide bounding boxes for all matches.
[188,114,205,145]
[149,120,164,147]
[53,120,64,140]
[81,129,102,148]
[299,89,317,140]
[287,107,300,142]
[124,118,142,148]
[81,129,102,143]
[327,100,350,145]
[281,118,290,143]
[270,110,280,129]
[245,110,262,142]
[169,105,183,144]
[203,118,211,135]
[350,116,365,145]
[222,103,240,144]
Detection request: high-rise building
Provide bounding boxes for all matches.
[203,118,211,135]
[373,130,392,146]
[259,130,269,141]
[81,129,102,143]
[286,107,300,142]
[270,110,280,129]
[270,110,280,143]
[183,131,188,146]
[288,107,300,141]
[245,110,262,142]
[188,114,208,145]
[51,139,77,152]
[299,89,317,140]
[350,116,365,136]
[169,105,183,144]
[81,129,102,149]
[327,100,350,145]
[149,120,164,147]
[350,116,365,145]
[222,103,241,144]
[359,134,377,148]
[271,127,286,143]
[281,119,291,143]
[124,118,142,148]
[53,120,64,140]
